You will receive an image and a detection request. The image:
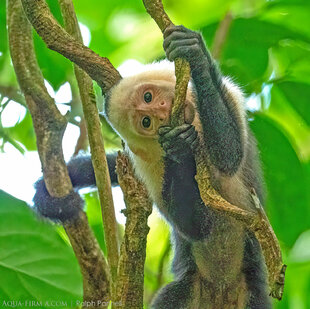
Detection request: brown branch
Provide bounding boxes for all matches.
[211,11,233,60]
[8,0,70,197]
[58,0,120,287]
[64,212,111,308]
[21,0,121,93]
[114,153,153,308]
[7,0,111,306]
[142,0,286,301]
[20,0,153,306]
[194,151,286,299]
[142,0,191,127]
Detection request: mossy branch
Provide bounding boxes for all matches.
[7,0,110,306]
[20,0,152,306]
[142,0,286,300]
[21,0,121,93]
[114,152,153,308]
[58,0,119,288]
[142,0,191,127]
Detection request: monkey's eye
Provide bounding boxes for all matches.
[142,116,151,128]
[144,92,152,103]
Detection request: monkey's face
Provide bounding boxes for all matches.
[105,71,195,160]
[106,78,175,141]
[128,81,174,136]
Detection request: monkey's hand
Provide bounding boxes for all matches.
[158,124,199,164]
[163,25,209,68]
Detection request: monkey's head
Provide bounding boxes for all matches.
[104,63,195,160]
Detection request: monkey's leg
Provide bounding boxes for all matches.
[151,272,197,309]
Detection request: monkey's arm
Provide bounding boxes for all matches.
[159,124,213,240]
[164,26,244,175]
[33,153,118,222]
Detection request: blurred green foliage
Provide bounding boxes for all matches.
[0,0,310,308]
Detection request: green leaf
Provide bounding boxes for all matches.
[33,33,72,90]
[0,190,82,306]
[202,18,310,93]
[268,84,310,159]
[276,81,310,126]
[0,1,7,71]
[84,192,107,255]
[262,0,310,40]
[7,112,37,151]
[250,114,310,247]
[270,42,310,84]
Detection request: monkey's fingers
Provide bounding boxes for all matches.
[163,25,195,38]
[161,127,196,150]
[159,124,192,141]
[158,126,172,136]
[165,39,199,60]
[163,31,198,50]
[184,129,198,148]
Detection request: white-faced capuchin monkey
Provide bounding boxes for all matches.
[34,26,271,308]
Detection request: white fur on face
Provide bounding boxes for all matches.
[105,60,247,208]
[107,62,176,143]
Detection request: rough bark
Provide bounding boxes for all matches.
[7,0,111,307]
[58,0,119,287]
[64,212,111,309]
[142,0,286,301]
[18,1,153,306]
[114,153,152,308]
[142,0,191,127]
[21,0,121,93]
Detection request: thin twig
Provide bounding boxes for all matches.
[211,11,233,60]
[73,118,88,156]
[0,85,26,106]
[142,0,191,127]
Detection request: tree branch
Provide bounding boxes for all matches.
[64,212,111,308]
[114,152,152,308]
[142,0,286,301]
[20,1,153,306]
[7,0,111,306]
[21,0,121,93]
[58,0,120,288]
[0,85,26,106]
[142,0,191,127]
[73,118,88,156]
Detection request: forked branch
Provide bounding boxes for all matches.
[7,0,111,306]
[20,0,152,306]
[58,0,119,287]
[21,0,121,93]
[142,0,286,300]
